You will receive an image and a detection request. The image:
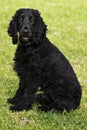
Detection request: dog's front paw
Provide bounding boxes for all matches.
[38,105,51,112]
[10,104,32,112]
[10,105,23,112]
[7,97,18,105]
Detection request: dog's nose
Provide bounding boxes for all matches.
[23,26,29,34]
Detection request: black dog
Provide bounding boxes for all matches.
[8,8,82,112]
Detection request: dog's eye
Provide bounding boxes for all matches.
[19,15,25,23]
[29,16,34,22]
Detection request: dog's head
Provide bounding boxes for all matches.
[8,8,47,45]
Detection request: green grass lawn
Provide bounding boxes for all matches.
[0,0,87,129]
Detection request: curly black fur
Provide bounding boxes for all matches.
[7,8,82,112]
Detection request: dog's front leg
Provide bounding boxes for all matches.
[9,79,37,112]
[8,78,26,105]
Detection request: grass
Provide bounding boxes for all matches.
[0,0,87,129]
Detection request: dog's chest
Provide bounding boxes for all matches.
[14,46,42,76]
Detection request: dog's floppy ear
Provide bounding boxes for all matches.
[32,10,47,44]
[8,9,23,44]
